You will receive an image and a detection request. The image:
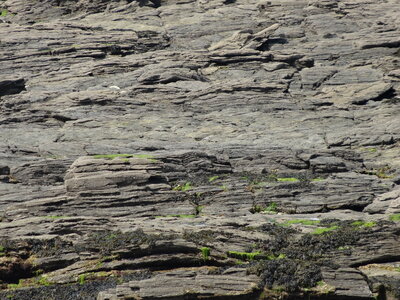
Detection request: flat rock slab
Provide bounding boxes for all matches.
[98,268,260,300]
[322,268,373,299]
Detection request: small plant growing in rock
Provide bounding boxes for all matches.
[250,202,278,214]
[208,176,219,182]
[37,275,51,286]
[200,247,210,260]
[220,185,228,191]
[195,205,203,215]
[77,274,87,285]
[173,182,192,191]
[264,202,277,214]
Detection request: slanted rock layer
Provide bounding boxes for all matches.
[0,0,400,299]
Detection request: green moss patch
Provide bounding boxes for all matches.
[7,276,51,290]
[277,177,299,182]
[389,214,400,222]
[281,219,320,227]
[227,251,261,261]
[350,221,376,228]
[263,202,278,214]
[311,226,339,235]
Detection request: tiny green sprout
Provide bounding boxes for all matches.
[173,182,192,192]
[1,9,8,17]
[200,247,210,260]
[78,274,87,285]
[208,176,219,182]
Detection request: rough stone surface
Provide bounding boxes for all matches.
[0,0,400,299]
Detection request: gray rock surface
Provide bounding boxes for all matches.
[0,0,400,299]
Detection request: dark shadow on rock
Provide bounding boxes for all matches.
[0,79,26,97]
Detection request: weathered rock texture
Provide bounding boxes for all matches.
[0,0,400,299]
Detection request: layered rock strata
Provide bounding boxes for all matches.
[0,0,400,299]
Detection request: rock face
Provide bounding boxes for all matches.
[0,0,400,299]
